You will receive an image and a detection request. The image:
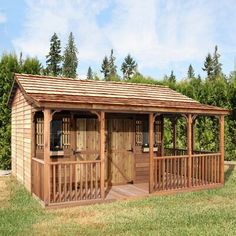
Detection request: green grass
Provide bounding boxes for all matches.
[0,167,236,236]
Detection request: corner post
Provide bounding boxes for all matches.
[43,108,52,206]
[149,113,154,193]
[187,114,192,187]
[100,111,105,199]
[219,115,225,184]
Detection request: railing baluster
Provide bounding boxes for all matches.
[75,163,77,201]
[69,164,72,201]
[53,165,56,203]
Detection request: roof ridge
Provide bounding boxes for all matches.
[14,73,169,88]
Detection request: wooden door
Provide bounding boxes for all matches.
[106,119,134,185]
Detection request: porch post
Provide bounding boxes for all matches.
[100,111,105,199]
[187,114,192,187]
[43,108,52,206]
[219,115,225,184]
[149,113,154,193]
[172,118,177,156]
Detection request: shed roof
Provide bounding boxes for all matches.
[8,73,229,115]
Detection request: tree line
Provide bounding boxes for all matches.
[0,32,235,169]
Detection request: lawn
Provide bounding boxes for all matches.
[0,167,236,236]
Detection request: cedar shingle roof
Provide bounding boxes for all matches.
[8,73,229,115]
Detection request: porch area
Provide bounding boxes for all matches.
[31,109,225,207]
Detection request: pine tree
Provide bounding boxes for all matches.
[202,53,214,80]
[101,56,110,80]
[62,32,78,78]
[121,54,137,80]
[109,49,117,78]
[169,70,176,83]
[46,33,62,76]
[87,66,93,80]
[187,64,195,79]
[212,45,222,77]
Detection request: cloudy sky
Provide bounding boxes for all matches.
[0,0,236,79]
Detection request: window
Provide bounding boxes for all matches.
[135,118,162,147]
[135,120,148,146]
[50,117,70,151]
[35,117,44,150]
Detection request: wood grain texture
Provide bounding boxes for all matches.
[8,73,229,115]
[11,88,32,191]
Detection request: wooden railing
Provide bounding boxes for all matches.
[192,153,221,186]
[153,155,189,191]
[164,148,213,156]
[153,152,221,192]
[49,160,102,204]
[32,158,44,201]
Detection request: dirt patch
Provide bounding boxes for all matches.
[0,177,10,208]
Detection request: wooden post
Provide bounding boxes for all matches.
[219,115,225,184]
[100,111,105,199]
[149,113,154,193]
[172,118,177,156]
[43,109,52,206]
[161,115,164,157]
[187,114,192,187]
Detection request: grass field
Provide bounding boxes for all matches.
[0,167,236,236]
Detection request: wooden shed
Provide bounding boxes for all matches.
[8,73,229,207]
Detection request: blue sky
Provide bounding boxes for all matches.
[0,0,236,79]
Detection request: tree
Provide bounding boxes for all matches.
[21,57,42,75]
[109,49,117,78]
[87,66,93,80]
[101,56,110,80]
[0,54,20,169]
[169,70,176,83]
[62,32,78,78]
[46,33,62,76]
[187,64,195,79]
[212,45,222,77]
[121,54,137,80]
[202,53,214,80]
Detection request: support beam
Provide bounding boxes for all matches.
[219,115,225,184]
[172,118,177,156]
[99,111,105,199]
[161,115,164,157]
[149,113,154,193]
[187,114,192,187]
[43,109,52,206]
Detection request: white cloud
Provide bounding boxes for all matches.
[12,0,236,77]
[0,12,6,24]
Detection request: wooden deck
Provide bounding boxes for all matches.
[106,183,149,200]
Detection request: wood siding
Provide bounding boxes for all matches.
[11,88,32,191]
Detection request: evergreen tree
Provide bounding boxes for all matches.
[121,54,137,80]
[46,33,62,76]
[87,66,93,80]
[101,56,110,80]
[62,32,78,78]
[21,57,42,75]
[109,49,117,78]
[0,54,20,169]
[202,53,214,80]
[212,45,222,77]
[187,64,195,79]
[169,70,176,83]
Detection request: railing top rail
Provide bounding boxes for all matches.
[49,160,101,165]
[32,157,45,165]
[154,155,189,160]
[192,153,221,157]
